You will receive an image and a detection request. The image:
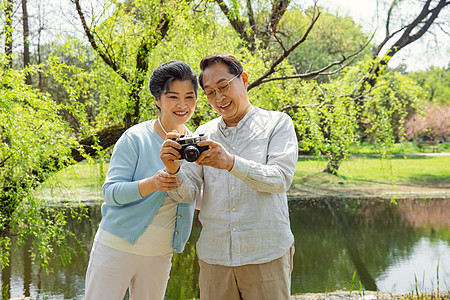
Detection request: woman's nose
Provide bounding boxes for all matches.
[177,99,188,108]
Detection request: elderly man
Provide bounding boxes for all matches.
[161,53,298,300]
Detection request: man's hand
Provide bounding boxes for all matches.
[195,140,235,171]
[160,131,182,174]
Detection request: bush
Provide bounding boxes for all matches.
[404,103,450,142]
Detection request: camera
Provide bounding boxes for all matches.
[174,133,209,162]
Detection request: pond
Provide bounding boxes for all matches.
[1,198,449,299]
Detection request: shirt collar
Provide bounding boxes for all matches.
[218,106,256,135]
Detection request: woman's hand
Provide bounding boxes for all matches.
[138,169,180,197]
[160,131,182,174]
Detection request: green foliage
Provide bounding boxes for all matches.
[408,66,450,105]
[0,62,83,269]
[279,8,372,80]
[281,56,424,171]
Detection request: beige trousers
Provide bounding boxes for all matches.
[198,245,294,300]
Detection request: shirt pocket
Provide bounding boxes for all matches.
[242,138,268,164]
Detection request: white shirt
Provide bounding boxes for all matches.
[169,107,298,266]
[95,195,178,256]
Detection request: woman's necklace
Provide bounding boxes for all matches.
[157,116,187,136]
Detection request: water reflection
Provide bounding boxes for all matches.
[1,198,449,299]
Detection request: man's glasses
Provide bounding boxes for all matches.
[203,73,241,100]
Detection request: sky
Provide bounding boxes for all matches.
[315,0,450,72]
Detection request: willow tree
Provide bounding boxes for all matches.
[211,0,449,174]
[0,65,78,268]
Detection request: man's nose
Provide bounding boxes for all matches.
[215,90,225,101]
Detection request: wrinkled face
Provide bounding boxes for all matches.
[155,80,196,127]
[202,63,250,126]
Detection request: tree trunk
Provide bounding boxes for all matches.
[22,0,31,85]
[4,0,13,69]
[323,153,345,175]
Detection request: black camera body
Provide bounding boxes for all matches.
[174,134,209,162]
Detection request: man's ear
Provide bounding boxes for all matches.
[154,97,160,108]
[241,71,249,89]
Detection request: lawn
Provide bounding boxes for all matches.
[291,155,450,199]
[35,153,450,203]
[295,155,450,185]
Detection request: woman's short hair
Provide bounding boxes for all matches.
[149,60,198,100]
[198,53,243,89]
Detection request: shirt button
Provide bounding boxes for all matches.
[175,231,179,235]
[232,228,237,232]
[232,146,236,150]
[231,187,235,191]
[174,248,177,251]
[225,131,230,136]
[232,207,236,212]
[178,215,181,219]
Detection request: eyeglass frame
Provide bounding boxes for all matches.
[203,73,242,100]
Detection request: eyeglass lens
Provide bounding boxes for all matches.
[205,74,239,99]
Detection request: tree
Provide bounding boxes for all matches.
[0,0,243,267]
[408,66,450,105]
[405,103,450,141]
[279,8,373,81]
[66,0,449,175]
[22,0,31,85]
[2,0,13,69]
[0,66,80,269]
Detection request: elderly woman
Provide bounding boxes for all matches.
[85,61,198,300]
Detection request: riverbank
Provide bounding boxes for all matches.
[288,177,450,201]
[291,290,450,299]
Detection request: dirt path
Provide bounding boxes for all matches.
[288,182,450,201]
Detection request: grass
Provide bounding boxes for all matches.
[35,153,450,203]
[348,141,450,154]
[294,155,450,187]
[35,160,107,204]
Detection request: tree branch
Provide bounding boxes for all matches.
[360,0,450,93]
[215,0,252,47]
[248,5,321,90]
[249,28,371,88]
[72,0,129,83]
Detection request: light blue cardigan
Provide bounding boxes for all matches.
[100,120,195,253]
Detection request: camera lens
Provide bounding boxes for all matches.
[184,145,200,162]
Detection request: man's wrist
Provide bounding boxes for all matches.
[227,155,235,171]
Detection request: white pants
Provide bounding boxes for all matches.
[84,241,173,300]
